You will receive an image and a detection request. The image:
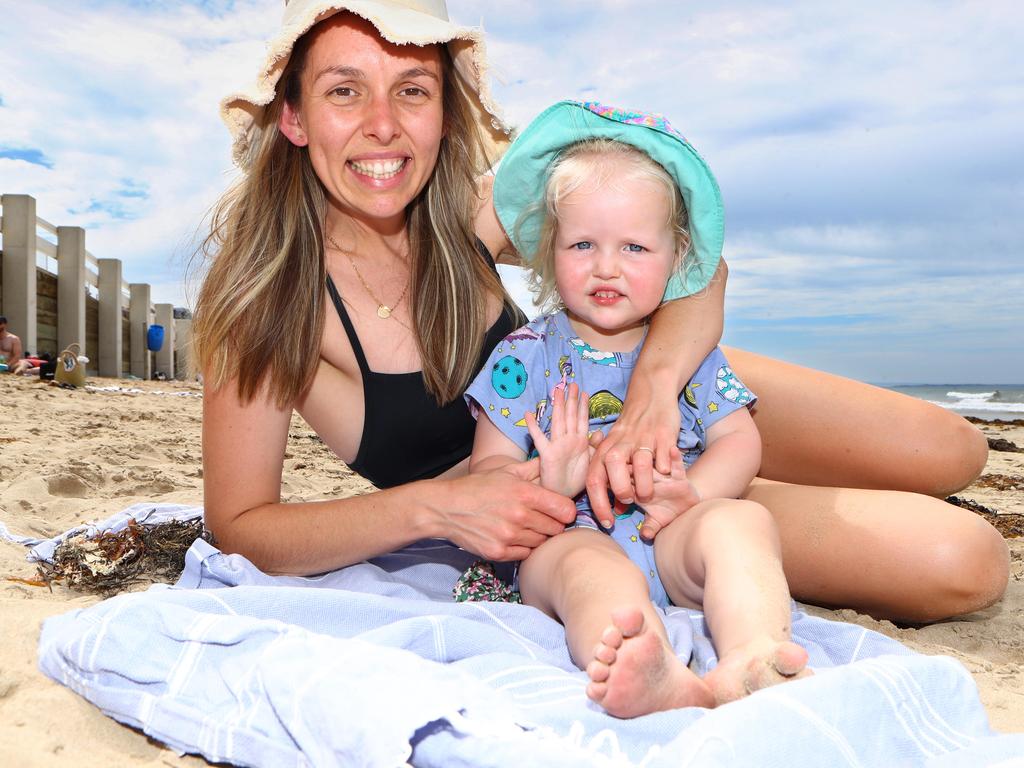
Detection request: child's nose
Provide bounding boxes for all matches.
[592,248,620,278]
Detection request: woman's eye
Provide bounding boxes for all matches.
[330,86,356,98]
[401,87,427,97]
[625,243,645,253]
[571,241,593,251]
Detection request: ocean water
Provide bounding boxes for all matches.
[884,385,1024,422]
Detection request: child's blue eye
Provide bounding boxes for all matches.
[572,241,593,251]
[625,243,645,253]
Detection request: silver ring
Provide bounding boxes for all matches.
[635,446,654,454]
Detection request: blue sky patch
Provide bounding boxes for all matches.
[0,147,54,169]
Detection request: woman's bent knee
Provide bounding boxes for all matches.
[914,518,1009,621]
[921,416,989,496]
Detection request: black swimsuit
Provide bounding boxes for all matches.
[326,242,522,489]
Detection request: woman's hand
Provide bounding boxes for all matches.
[585,372,682,527]
[439,458,577,561]
[637,446,702,540]
[525,383,590,498]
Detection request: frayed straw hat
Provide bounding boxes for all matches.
[221,0,511,169]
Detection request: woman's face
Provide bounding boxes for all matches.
[279,14,445,233]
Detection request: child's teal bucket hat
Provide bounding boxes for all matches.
[493,100,724,300]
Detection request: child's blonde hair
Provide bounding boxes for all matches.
[519,138,692,311]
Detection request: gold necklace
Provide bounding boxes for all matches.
[326,232,410,320]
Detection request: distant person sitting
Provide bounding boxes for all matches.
[0,316,24,371]
[12,352,53,377]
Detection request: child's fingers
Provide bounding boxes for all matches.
[561,383,578,431]
[549,386,565,436]
[667,445,685,476]
[524,412,548,449]
[577,390,590,435]
[562,383,585,434]
[585,459,613,527]
[639,515,664,541]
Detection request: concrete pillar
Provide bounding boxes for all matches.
[0,194,38,352]
[129,283,152,380]
[56,225,87,352]
[154,303,175,379]
[97,258,124,378]
[174,318,192,379]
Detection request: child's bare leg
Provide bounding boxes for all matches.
[519,528,714,716]
[655,498,811,705]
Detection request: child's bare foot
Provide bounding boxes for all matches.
[705,638,812,705]
[585,607,715,717]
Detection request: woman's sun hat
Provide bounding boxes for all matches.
[493,100,724,301]
[221,0,511,169]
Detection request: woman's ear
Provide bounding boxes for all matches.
[278,100,309,147]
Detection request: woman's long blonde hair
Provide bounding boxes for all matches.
[192,26,507,407]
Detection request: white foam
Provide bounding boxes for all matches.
[946,390,996,400]
[926,399,1024,414]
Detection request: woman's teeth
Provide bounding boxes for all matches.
[348,158,406,179]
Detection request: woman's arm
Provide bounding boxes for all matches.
[586,260,727,518]
[203,378,575,575]
[475,175,518,265]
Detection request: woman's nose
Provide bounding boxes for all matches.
[362,96,400,143]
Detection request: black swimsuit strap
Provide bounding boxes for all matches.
[326,238,503,372]
[325,274,371,377]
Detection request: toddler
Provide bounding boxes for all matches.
[466,101,811,716]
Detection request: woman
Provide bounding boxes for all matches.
[194,0,1006,622]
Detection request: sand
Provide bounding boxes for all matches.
[1,374,1021,765]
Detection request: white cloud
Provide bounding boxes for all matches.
[1,0,1021,382]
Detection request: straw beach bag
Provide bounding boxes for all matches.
[54,343,87,388]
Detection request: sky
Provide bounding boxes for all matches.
[1,0,1021,384]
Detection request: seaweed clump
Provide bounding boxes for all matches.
[35,518,214,595]
[946,496,1024,538]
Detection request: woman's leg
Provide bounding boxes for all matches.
[519,528,714,716]
[744,479,1010,622]
[655,498,810,704]
[722,347,988,496]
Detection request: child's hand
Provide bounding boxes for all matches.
[586,374,682,522]
[639,446,702,540]
[525,383,591,498]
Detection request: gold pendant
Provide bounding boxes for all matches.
[377,304,392,319]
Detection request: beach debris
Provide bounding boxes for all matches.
[987,437,1022,453]
[35,518,213,594]
[946,496,1024,538]
[973,473,1024,492]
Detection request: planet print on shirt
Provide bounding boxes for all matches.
[715,365,753,405]
[492,355,528,398]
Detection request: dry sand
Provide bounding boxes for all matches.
[1,374,1021,766]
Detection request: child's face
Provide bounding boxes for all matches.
[553,173,676,348]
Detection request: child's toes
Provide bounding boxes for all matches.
[587,658,611,683]
[600,624,624,650]
[592,642,617,665]
[773,642,809,677]
[586,680,609,704]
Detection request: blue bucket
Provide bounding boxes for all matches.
[147,324,165,352]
